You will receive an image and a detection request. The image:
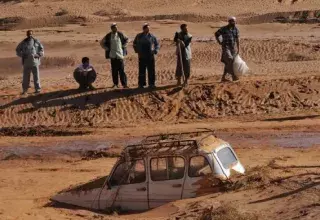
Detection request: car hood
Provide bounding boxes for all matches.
[50,176,110,210]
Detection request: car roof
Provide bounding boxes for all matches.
[121,131,228,161]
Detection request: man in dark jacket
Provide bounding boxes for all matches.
[174,24,192,86]
[133,23,160,89]
[215,17,240,82]
[100,23,129,88]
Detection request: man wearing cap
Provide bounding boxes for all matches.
[100,23,129,88]
[215,17,240,82]
[16,30,44,94]
[174,24,192,86]
[133,23,160,89]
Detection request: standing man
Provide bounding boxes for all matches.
[16,30,44,94]
[174,24,192,86]
[100,23,129,88]
[133,23,160,89]
[215,17,240,82]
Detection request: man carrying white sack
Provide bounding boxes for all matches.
[215,17,240,82]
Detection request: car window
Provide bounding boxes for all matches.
[109,160,146,186]
[129,160,146,184]
[189,155,212,177]
[151,157,185,181]
[217,147,237,169]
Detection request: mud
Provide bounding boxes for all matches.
[0,138,141,160]
[1,76,319,127]
[216,131,320,148]
[0,126,90,137]
[61,175,108,194]
[1,131,318,161]
[0,0,320,219]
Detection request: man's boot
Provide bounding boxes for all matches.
[183,78,188,87]
[221,72,228,82]
[177,77,182,86]
[88,84,96,90]
[232,74,239,82]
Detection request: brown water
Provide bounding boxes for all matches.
[0,132,319,160]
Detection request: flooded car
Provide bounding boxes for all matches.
[51,131,245,212]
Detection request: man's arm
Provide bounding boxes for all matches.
[215,28,222,45]
[37,41,44,57]
[174,32,179,43]
[16,41,23,57]
[184,34,192,48]
[153,35,160,54]
[122,33,129,48]
[133,34,139,53]
[100,35,108,50]
[236,38,240,54]
[235,28,240,54]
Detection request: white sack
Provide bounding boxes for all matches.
[233,55,249,76]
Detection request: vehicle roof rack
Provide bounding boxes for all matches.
[141,129,215,144]
[122,139,199,162]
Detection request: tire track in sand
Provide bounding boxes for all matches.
[0,76,319,127]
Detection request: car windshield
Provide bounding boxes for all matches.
[217,147,238,169]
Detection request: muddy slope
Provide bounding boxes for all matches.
[1,76,319,127]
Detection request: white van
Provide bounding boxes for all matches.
[51,131,245,212]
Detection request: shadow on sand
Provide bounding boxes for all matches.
[249,181,320,204]
[1,84,181,113]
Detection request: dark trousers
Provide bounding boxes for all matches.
[111,58,127,86]
[138,56,155,87]
[74,70,96,88]
[176,58,191,80]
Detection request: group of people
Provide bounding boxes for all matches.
[16,17,240,94]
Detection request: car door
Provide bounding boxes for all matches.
[108,159,148,211]
[148,156,186,209]
[182,155,216,199]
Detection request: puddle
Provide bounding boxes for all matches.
[268,132,320,148]
[0,132,319,160]
[214,131,320,148]
[0,138,142,160]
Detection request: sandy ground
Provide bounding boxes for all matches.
[1,0,320,219]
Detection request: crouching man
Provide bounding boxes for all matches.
[16,30,44,94]
[74,57,97,90]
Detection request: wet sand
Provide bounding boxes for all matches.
[1,0,320,219]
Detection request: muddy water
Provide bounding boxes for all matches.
[217,131,320,148]
[0,138,142,160]
[0,132,319,160]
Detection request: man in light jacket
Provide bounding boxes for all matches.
[16,30,44,94]
[100,23,129,88]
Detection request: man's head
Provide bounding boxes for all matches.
[228,17,236,27]
[111,23,118,33]
[26,30,33,39]
[82,57,90,67]
[180,24,188,34]
[142,23,150,34]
